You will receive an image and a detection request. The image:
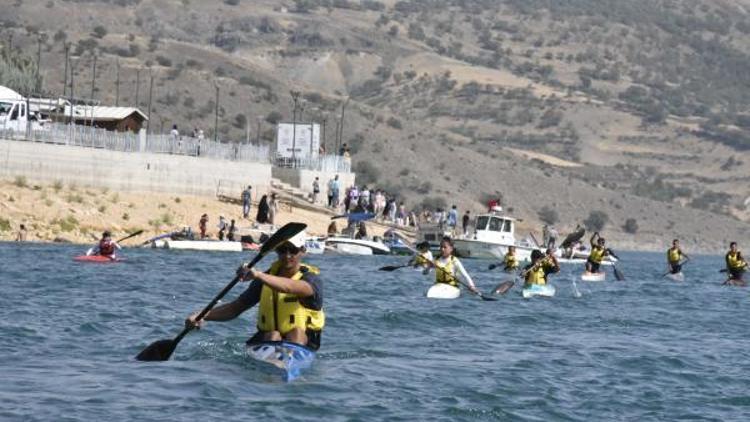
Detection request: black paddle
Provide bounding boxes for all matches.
[492,279,515,295]
[613,264,625,281]
[116,229,144,243]
[662,259,688,278]
[135,222,307,362]
[378,264,412,272]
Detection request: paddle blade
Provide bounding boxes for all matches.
[493,280,515,295]
[379,265,403,272]
[136,338,177,361]
[488,264,498,271]
[614,265,625,281]
[478,293,498,301]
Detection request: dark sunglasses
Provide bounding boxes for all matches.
[276,245,301,255]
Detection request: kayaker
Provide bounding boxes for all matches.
[430,236,479,293]
[724,242,748,286]
[502,246,519,272]
[409,241,434,272]
[667,239,689,274]
[88,230,121,258]
[184,231,325,350]
[522,250,548,287]
[585,232,617,274]
[543,248,561,277]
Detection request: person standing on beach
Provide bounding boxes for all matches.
[242,185,252,219]
[227,219,237,242]
[256,195,270,224]
[312,177,320,204]
[268,193,279,225]
[462,210,471,236]
[199,214,209,239]
[217,216,228,241]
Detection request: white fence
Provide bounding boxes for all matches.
[0,122,272,163]
[274,153,352,173]
[0,122,352,172]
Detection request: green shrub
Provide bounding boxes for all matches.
[538,206,559,225]
[13,176,27,187]
[623,218,638,234]
[98,205,107,213]
[52,180,63,192]
[122,213,130,221]
[0,218,11,232]
[584,210,609,232]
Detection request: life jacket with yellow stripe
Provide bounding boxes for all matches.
[667,248,681,264]
[257,261,325,335]
[524,265,547,286]
[726,251,746,271]
[435,256,459,287]
[504,253,518,270]
[589,245,605,264]
[414,252,431,267]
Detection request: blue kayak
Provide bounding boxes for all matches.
[246,341,315,382]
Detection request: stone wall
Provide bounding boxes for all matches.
[0,138,272,198]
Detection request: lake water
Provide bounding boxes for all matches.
[1,242,749,421]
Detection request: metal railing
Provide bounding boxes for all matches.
[274,153,352,173]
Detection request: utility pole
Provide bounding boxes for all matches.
[135,68,140,108]
[115,59,120,106]
[256,115,262,144]
[338,97,350,154]
[214,84,219,143]
[90,51,98,100]
[146,69,154,136]
[290,90,300,166]
[62,43,70,98]
[35,33,43,93]
[322,113,327,155]
[245,113,250,144]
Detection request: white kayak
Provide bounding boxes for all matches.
[522,284,556,298]
[426,283,461,299]
[246,341,315,382]
[665,272,685,282]
[581,272,606,282]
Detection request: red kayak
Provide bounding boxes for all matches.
[73,255,122,263]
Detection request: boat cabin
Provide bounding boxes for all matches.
[471,212,517,245]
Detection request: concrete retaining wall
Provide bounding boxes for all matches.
[272,167,356,198]
[0,138,272,197]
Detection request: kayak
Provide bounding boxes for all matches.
[246,341,315,382]
[73,255,121,263]
[665,272,684,282]
[581,272,605,282]
[522,284,556,298]
[426,283,461,299]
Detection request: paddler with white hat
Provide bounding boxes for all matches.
[185,229,325,350]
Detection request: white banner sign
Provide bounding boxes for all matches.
[276,122,320,159]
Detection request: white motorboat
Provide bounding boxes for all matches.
[153,239,244,252]
[324,236,390,255]
[304,237,326,255]
[451,211,536,260]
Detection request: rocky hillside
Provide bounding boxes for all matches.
[2,0,750,251]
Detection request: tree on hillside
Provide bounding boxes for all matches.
[584,210,609,232]
[622,218,638,234]
[0,48,39,94]
[538,206,559,225]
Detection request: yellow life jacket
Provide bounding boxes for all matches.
[257,261,325,335]
[589,245,605,264]
[726,251,746,271]
[414,252,431,266]
[435,256,459,287]
[504,253,518,270]
[667,248,681,264]
[525,265,547,286]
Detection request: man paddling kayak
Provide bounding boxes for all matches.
[667,239,689,275]
[429,236,479,293]
[585,232,618,274]
[523,249,560,288]
[724,242,748,286]
[503,246,519,272]
[87,231,121,259]
[185,231,325,350]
